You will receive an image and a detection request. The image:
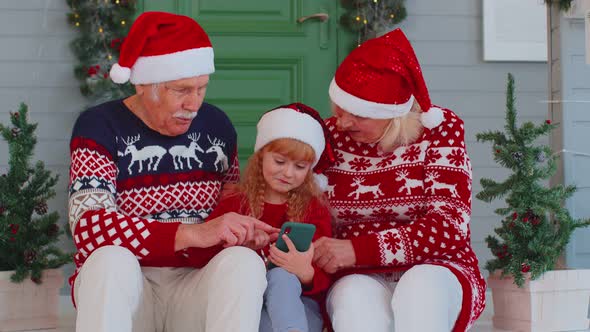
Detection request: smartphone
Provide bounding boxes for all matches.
[268,222,316,268]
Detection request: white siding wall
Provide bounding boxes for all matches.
[398,0,549,276]
[549,5,590,268]
[0,0,84,285]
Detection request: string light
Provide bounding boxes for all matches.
[99,27,104,33]
[363,19,368,24]
[121,20,126,25]
[75,22,80,27]
[116,0,120,3]
[107,54,113,60]
[356,16,361,21]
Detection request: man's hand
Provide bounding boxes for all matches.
[312,237,356,274]
[175,212,279,251]
[268,235,315,284]
[243,229,280,251]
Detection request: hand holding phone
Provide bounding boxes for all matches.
[275,222,316,252]
[267,222,316,271]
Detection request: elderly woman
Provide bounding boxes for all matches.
[313,29,486,332]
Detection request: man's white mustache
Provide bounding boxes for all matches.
[173,111,198,120]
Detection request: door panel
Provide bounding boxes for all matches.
[138,0,342,167]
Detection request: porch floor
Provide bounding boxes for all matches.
[21,292,590,332]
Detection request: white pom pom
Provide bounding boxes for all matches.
[109,63,131,84]
[314,173,329,191]
[421,107,444,129]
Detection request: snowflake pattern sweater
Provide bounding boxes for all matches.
[68,99,240,304]
[323,109,485,331]
[204,193,333,301]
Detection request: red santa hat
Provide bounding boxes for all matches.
[109,11,214,85]
[255,103,336,189]
[328,28,444,129]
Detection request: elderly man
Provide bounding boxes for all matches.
[68,12,278,332]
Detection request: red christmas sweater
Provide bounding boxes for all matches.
[68,100,240,305]
[204,193,333,301]
[323,109,485,331]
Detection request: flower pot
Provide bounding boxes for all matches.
[0,268,64,332]
[488,269,590,331]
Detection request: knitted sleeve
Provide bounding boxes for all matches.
[69,136,180,268]
[303,199,334,296]
[350,110,473,267]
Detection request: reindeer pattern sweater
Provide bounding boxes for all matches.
[323,109,485,331]
[68,99,240,303]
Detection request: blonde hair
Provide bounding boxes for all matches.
[240,138,325,221]
[377,101,424,153]
[330,100,424,153]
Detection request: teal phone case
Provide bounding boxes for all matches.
[268,222,316,269]
[276,222,316,252]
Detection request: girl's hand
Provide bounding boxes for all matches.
[268,234,315,284]
[312,237,356,274]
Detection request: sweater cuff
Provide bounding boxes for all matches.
[146,222,181,260]
[350,234,381,267]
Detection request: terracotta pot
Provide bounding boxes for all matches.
[0,268,64,332]
[488,269,590,331]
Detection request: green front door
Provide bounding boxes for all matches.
[138,0,345,166]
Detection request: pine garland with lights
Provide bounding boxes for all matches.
[66,0,137,104]
[544,0,574,11]
[0,104,71,283]
[340,0,406,46]
[476,74,590,287]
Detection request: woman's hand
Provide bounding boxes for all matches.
[313,237,356,274]
[268,234,315,284]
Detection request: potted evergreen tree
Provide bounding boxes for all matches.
[477,74,590,331]
[0,103,71,331]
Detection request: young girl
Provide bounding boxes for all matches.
[205,103,335,332]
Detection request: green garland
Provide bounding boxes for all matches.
[66,0,137,104]
[0,104,71,283]
[476,74,590,287]
[339,0,407,46]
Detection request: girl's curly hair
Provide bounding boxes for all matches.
[240,138,325,221]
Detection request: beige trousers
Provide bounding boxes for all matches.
[74,245,267,332]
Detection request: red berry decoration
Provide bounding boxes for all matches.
[9,224,19,234]
[546,119,551,124]
[521,263,531,273]
[512,212,518,220]
[87,66,98,77]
